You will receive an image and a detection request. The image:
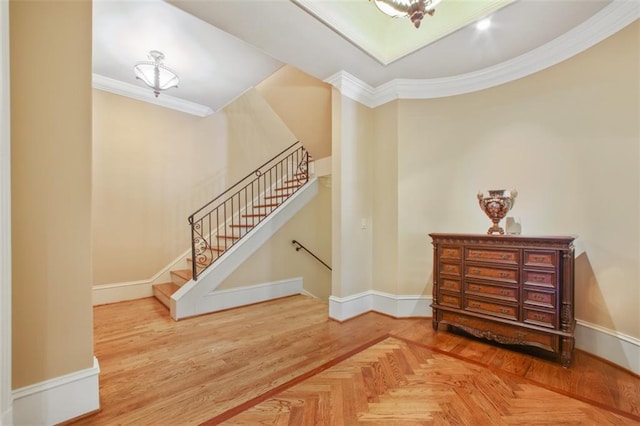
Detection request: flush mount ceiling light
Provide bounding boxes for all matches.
[371,0,442,28]
[133,50,179,98]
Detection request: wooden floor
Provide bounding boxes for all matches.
[72,295,639,425]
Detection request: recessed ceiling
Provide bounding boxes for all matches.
[92,0,633,115]
[291,0,515,65]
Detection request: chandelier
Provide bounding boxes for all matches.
[371,0,442,28]
[133,50,179,98]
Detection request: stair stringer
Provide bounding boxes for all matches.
[170,177,319,320]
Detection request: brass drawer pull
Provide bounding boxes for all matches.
[499,308,511,314]
[499,289,510,296]
[515,331,527,339]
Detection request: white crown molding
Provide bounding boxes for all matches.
[326,0,640,108]
[92,74,214,117]
[12,357,100,425]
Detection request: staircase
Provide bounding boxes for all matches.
[151,142,315,317]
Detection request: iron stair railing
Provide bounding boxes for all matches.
[291,240,331,271]
[188,141,310,281]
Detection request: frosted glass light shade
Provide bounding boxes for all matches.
[133,50,179,97]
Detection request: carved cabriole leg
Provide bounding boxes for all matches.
[561,336,575,367]
[561,247,575,367]
[432,242,439,331]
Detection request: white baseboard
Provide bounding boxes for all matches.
[328,292,639,374]
[575,320,640,375]
[92,279,155,306]
[192,278,304,316]
[12,357,100,425]
[329,291,431,322]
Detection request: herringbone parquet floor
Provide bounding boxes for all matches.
[75,296,639,425]
[214,337,634,425]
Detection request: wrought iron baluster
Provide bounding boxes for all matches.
[188,142,310,280]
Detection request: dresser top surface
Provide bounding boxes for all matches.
[429,233,576,244]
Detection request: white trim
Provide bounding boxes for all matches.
[325,1,640,108]
[198,278,303,313]
[12,357,100,425]
[575,320,640,375]
[328,291,431,322]
[172,178,319,319]
[92,73,214,117]
[0,0,12,423]
[92,247,193,305]
[329,292,639,373]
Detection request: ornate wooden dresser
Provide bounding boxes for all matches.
[429,233,576,367]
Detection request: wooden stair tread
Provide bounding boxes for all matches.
[264,194,291,200]
[152,282,180,309]
[153,282,180,298]
[253,203,279,208]
[242,213,267,218]
[275,185,300,191]
[230,224,254,228]
[216,235,239,240]
[170,269,192,281]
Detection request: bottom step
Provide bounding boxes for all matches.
[153,282,181,309]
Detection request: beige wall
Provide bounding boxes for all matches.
[92,89,296,285]
[256,65,332,160]
[393,22,639,337]
[218,178,332,299]
[10,0,94,388]
[372,101,399,295]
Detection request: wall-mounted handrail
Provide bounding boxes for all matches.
[188,142,310,281]
[292,240,331,271]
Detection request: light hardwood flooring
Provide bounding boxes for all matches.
[71,295,639,425]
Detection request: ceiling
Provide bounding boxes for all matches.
[92,0,631,116]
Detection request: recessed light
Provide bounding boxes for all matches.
[476,18,491,31]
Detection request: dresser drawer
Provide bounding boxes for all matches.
[440,262,461,276]
[440,246,462,260]
[441,311,559,352]
[439,292,461,308]
[466,281,518,303]
[465,264,518,284]
[524,288,555,309]
[440,278,461,292]
[524,250,557,269]
[523,269,556,288]
[466,247,519,265]
[465,297,518,321]
[524,308,557,329]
